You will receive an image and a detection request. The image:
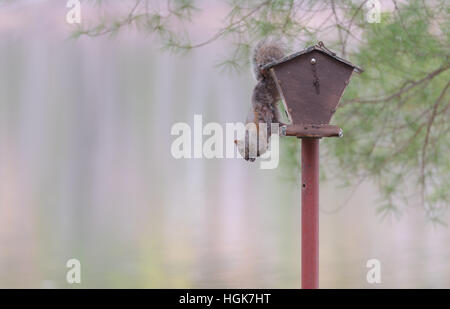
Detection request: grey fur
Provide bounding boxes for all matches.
[237,40,285,161]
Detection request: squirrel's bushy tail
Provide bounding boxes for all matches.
[252,39,285,81]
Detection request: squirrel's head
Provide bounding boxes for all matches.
[234,139,256,162]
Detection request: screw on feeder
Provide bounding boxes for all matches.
[310,58,320,95]
[262,41,363,289]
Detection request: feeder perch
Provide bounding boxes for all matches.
[263,42,363,289]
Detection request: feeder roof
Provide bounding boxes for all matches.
[262,44,364,74]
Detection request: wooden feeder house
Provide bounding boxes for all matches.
[262,41,363,138]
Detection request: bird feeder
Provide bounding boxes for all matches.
[262,41,363,289]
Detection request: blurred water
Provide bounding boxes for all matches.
[0,1,449,288]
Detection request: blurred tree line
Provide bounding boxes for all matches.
[70,0,449,221]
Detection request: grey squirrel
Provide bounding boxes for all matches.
[235,40,285,161]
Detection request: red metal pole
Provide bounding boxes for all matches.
[301,138,319,289]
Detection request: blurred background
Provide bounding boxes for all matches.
[0,0,449,288]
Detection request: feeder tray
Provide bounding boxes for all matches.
[281,124,343,138]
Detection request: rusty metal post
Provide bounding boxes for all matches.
[301,138,319,289]
[265,42,362,289]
